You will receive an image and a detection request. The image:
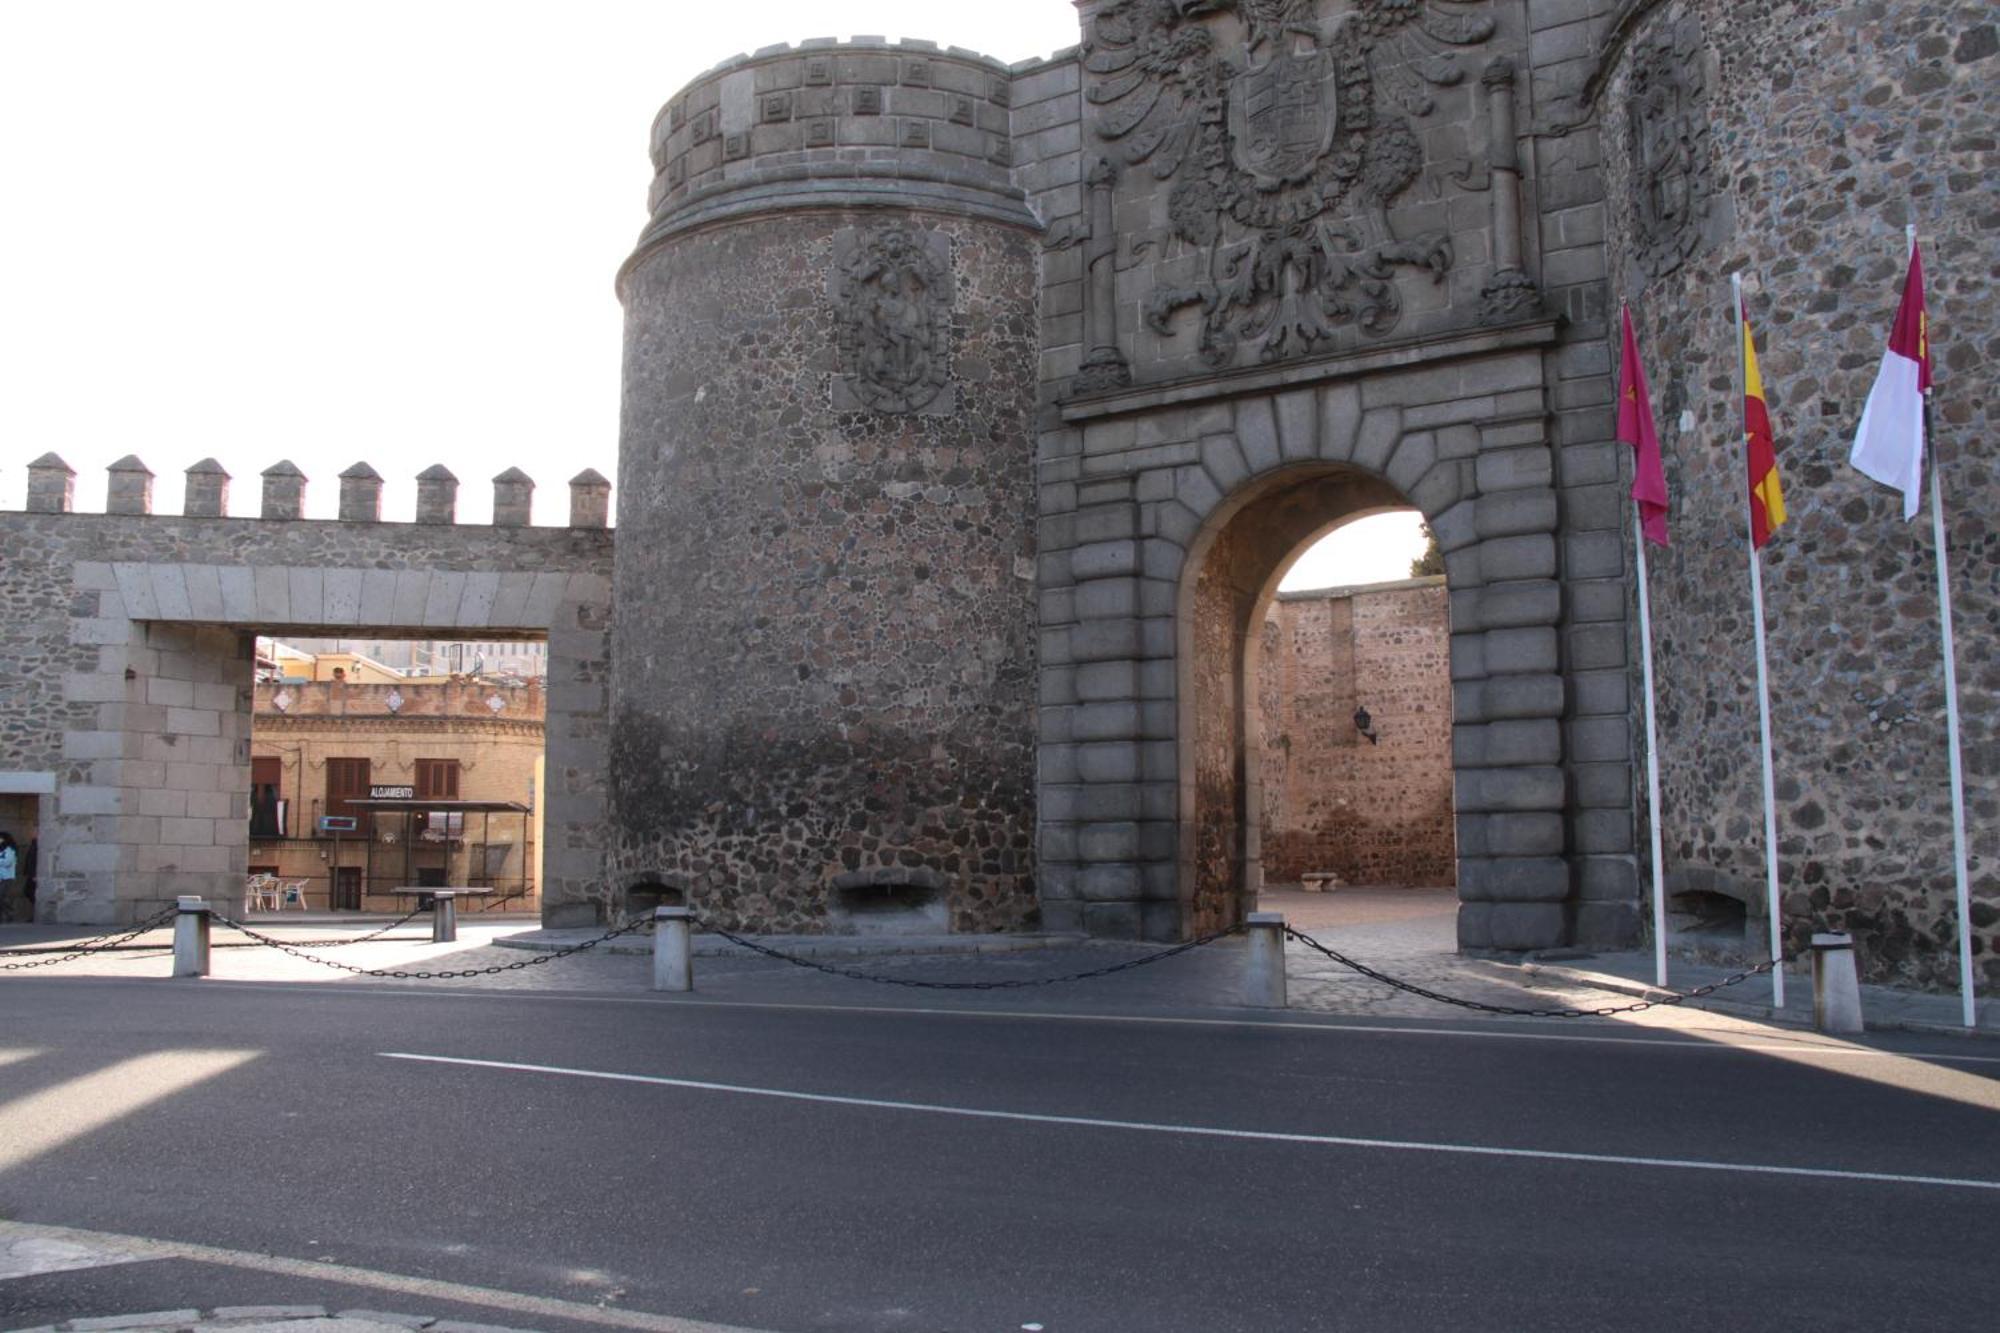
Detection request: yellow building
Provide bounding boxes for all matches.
[248,675,544,914]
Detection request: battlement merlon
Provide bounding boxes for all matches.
[7,454,611,529]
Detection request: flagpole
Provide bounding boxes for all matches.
[1734,271,1786,1012]
[1633,515,1668,988]
[1907,226,1976,1028]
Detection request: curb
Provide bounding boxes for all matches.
[1514,960,2000,1041]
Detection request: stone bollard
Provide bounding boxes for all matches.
[432,891,459,944]
[653,905,693,993]
[1244,911,1288,1009]
[1810,933,1864,1034]
[173,897,211,978]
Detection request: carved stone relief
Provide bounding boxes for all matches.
[1083,0,1496,368]
[1626,16,1716,278]
[829,226,955,415]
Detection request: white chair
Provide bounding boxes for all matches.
[279,879,310,911]
[245,873,279,913]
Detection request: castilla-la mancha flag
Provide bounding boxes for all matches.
[1616,308,1670,546]
[1849,244,1932,519]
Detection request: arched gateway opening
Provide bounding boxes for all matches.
[1177,467,1454,934]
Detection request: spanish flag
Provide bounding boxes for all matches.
[1742,302,1787,549]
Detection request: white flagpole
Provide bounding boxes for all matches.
[1633,516,1668,988]
[1908,224,1976,1028]
[1734,271,1786,1011]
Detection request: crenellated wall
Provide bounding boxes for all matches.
[0,454,613,926]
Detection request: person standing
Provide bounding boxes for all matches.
[0,833,18,923]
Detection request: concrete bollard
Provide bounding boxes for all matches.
[432,892,459,944]
[173,897,211,978]
[1244,911,1288,1009]
[653,906,693,993]
[1811,933,1864,1034]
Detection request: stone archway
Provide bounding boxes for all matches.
[1035,331,1617,952]
[1175,466,1412,935]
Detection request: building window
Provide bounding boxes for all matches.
[250,756,285,838]
[325,757,371,832]
[415,758,460,801]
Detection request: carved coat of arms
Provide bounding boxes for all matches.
[830,226,953,414]
[1085,0,1496,366]
[1626,23,1714,278]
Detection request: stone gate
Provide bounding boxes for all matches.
[0,457,614,925]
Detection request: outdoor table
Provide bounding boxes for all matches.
[389,888,496,943]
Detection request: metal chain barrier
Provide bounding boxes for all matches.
[0,905,180,971]
[212,911,655,980]
[284,906,430,948]
[703,923,1244,991]
[1284,925,1790,1019]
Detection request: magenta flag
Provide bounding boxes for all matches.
[1617,307,1671,546]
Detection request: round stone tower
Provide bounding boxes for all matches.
[610,41,1042,934]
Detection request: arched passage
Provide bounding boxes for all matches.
[1176,466,1435,933]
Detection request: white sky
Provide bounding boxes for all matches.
[0,0,1424,581]
[0,1,1080,525]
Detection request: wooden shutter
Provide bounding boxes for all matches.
[326,757,371,831]
[415,759,460,800]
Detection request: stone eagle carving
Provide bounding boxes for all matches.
[1085,0,1495,365]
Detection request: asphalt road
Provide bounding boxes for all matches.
[2,976,1996,1332]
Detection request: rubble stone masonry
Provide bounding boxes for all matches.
[1601,0,1997,986]
[1258,580,1456,888]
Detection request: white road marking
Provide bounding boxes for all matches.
[0,1220,768,1333]
[54,976,1999,1065]
[381,1052,2000,1193]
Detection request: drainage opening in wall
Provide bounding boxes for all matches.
[623,877,686,924]
[827,868,949,936]
[1667,887,1750,945]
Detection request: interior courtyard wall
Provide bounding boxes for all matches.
[1258,579,1456,888]
[1599,0,1997,985]
[0,505,612,926]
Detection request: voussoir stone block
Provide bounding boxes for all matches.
[1234,397,1280,471]
[1318,383,1361,461]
